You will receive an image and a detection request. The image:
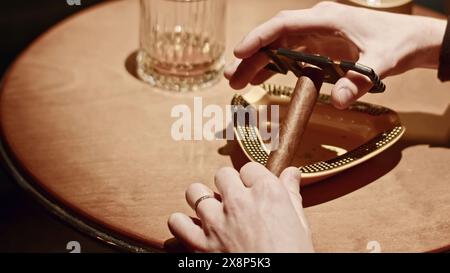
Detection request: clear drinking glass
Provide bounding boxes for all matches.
[137,0,227,92]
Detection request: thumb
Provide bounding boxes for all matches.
[279,167,310,231]
[331,54,384,109]
[279,167,301,195]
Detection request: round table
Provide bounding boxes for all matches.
[1,0,450,252]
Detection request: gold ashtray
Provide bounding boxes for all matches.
[232,84,405,186]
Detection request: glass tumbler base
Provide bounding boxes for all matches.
[136,50,224,92]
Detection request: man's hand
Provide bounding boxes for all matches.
[225,1,446,109]
[168,162,314,253]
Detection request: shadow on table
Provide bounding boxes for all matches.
[218,105,450,208]
[125,51,139,79]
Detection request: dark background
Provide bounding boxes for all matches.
[0,0,117,253]
[0,0,448,253]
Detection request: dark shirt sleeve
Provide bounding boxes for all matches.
[438,16,450,82]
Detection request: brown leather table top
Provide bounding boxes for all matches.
[1,0,449,252]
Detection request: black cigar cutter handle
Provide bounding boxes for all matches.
[263,48,385,93]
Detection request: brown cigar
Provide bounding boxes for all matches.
[266,66,324,176]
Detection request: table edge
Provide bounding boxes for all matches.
[0,124,162,253]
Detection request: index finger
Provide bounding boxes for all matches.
[234,9,335,59]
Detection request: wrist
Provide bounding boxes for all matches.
[410,17,447,70]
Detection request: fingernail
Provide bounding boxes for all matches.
[224,60,240,78]
[289,167,302,181]
[336,87,353,109]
